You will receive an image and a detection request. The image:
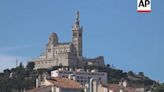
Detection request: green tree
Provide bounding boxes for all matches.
[19,62,24,69]
[128,71,134,76]
[153,85,164,92]
[106,64,110,68]
[0,62,36,91]
[139,72,144,77]
[3,69,11,77]
[26,62,35,72]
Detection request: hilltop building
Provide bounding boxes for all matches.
[30,11,105,69]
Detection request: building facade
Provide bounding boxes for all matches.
[51,68,107,85]
[29,11,105,69]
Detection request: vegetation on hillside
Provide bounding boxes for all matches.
[153,84,164,92]
[0,63,163,92]
[84,64,155,86]
[0,62,36,92]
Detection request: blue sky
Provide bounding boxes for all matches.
[0,0,164,82]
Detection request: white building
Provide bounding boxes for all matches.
[51,68,107,85]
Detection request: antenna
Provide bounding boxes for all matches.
[16,59,18,67]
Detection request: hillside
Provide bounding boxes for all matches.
[0,62,162,92]
[83,65,156,87]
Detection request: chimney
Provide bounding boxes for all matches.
[36,74,42,88]
[23,88,25,92]
[75,68,77,71]
[68,74,73,80]
[87,69,90,72]
[66,67,68,71]
[69,68,73,71]
[36,78,39,88]
[69,74,75,80]
[51,86,54,92]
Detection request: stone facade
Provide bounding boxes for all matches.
[30,11,105,69]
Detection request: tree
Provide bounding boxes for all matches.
[26,62,34,72]
[153,85,164,92]
[15,62,26,78]
[0,62,36,91]
[19,62,24,69]
[139,72,144,77]
[128,71,134,76]
[3,69,11,77]
[106,64,110,68]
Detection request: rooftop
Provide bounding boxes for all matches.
[27,86,51,92]
[48,77,84,89]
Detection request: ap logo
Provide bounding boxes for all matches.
[137,0,151,12]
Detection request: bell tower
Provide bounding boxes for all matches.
[72,11,83,57]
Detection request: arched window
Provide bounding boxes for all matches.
[59,63,62,67]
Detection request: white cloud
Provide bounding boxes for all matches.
[0,45,34,72]
[0,54,28,72]
[0,45,33,52]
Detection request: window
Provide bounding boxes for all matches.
[99,77,101,80]
[73,32,77,37]
[48,49,51,52]
[79,33,82,37]
[80,76,83,79]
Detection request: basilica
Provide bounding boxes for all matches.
[30,11,105,69]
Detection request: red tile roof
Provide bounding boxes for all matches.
[108,84,137,92]
[108,84,121,92]
[27,86,51,92]
[125,87,136,92]
[48,77,84,89]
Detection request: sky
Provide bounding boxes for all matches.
[0,0,164,82]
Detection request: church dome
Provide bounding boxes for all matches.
[48,32,59,45]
